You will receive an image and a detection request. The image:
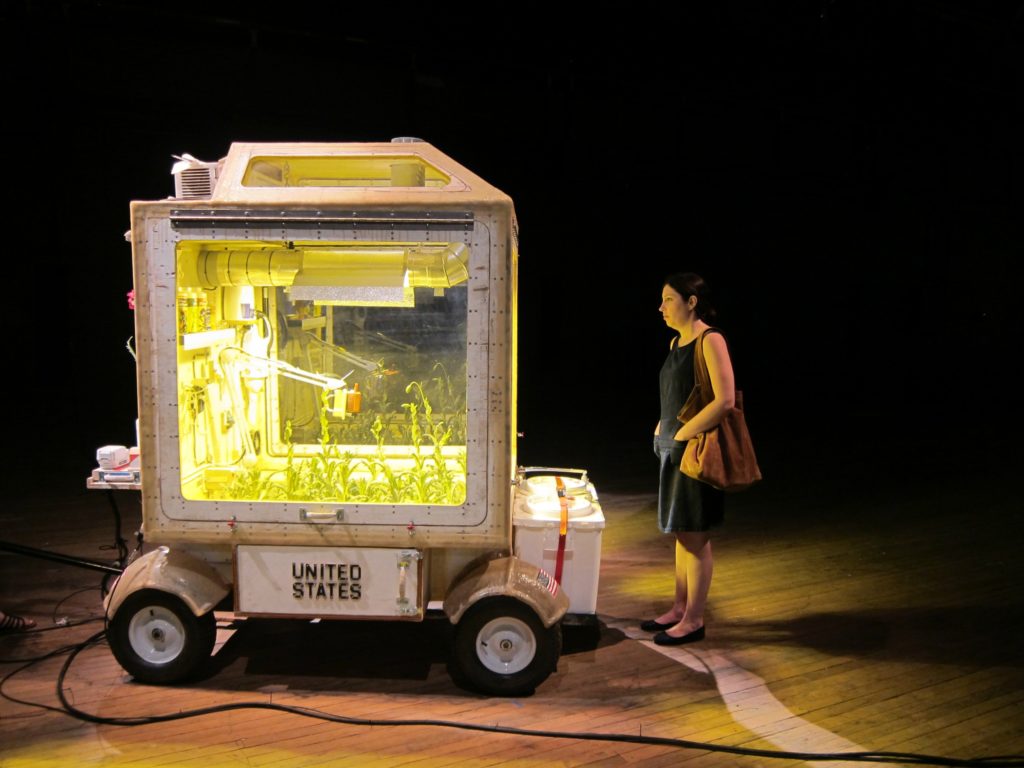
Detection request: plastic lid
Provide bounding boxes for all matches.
[524,495,593,519]
[524,475,588,496]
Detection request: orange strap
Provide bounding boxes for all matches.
[554,476,569,585]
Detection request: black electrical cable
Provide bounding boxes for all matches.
[0,617,105,665]
[0,561,110,666]
[97,488,131,567]
[51,587,104,625]
[4,589,1022,768]
[3,550,1022,767]
[0,626,106,715]
[2,661,74,716]
[19,628,1017,768]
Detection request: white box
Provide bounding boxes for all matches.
[96,445,130,469]
[513,494,604,615]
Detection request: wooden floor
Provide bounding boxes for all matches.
[2,437,1022,767]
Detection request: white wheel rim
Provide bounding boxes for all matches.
[127,606,186,665]
[475,616,536,674]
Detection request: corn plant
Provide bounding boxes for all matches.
[217,367,466,505]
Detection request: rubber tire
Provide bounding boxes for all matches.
[108,589,216,684]
[451,597,561,697]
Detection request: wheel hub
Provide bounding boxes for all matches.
[475,616,537,674]
[127,605,187,665]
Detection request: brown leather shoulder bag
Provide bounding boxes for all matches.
[676,329,762,492]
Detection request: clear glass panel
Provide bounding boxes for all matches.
[242,155,450,188]
[175,241,468,505]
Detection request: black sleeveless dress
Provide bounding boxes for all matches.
[654,332,725,533]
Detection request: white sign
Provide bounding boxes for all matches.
[236,545,421,618]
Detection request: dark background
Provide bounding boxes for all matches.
[2,1,1021,495]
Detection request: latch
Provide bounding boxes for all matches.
[396,549,423,615]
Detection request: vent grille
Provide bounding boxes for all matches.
[171,153,221,199]
[175,167,217,199]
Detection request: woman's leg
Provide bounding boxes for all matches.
[654,537,689,624]
[665,531,712,637]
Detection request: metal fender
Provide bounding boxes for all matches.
[443,554,570,628]
[105,546,230,619]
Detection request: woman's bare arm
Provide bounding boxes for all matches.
[673,332,735,441]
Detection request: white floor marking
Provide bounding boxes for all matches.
[604,619,868,767]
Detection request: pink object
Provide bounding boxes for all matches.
[127,289,135,310]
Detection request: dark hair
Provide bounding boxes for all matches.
[664,272,717,322]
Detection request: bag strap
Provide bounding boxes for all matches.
[677,328,721,423]
[691,328,718,406]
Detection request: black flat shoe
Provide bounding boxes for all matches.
[640,618,678,632]
[653,626,705,646]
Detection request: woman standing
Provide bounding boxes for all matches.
[646,273,735,645]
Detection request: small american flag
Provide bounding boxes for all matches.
[537,568,559,596]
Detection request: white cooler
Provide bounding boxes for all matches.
[513,476,604,615]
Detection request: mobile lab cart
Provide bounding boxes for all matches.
[100,141,603,696]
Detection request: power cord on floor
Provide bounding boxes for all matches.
[2,579,1022,768]
[0,626,105,715]
[51,587,105,625]
[0,617,105,664]
[0,626,1014,768]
